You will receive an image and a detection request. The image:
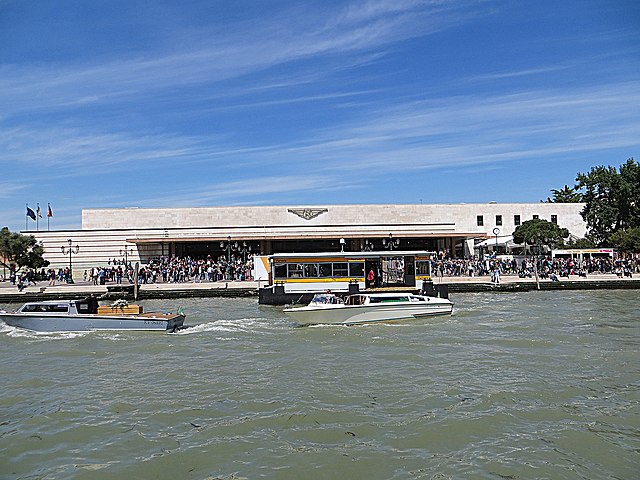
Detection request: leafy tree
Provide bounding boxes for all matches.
[0,227,49,271]
[545,184,583,203]
[565,235,596,249]
[512,219,569,251]
[608,227,640,253]
[576,158,640,245]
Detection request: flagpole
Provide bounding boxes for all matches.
[48,204,50,231]
[36,203,39,231]
[25,203,28,231]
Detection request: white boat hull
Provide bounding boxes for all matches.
[0,313,185,333]
[284,299,453,326]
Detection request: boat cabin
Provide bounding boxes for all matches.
[261,250,434,294]
[17,298,100,315]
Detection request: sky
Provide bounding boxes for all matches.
[1,0,639,232]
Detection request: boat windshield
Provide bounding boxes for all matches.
[310,294,342,305]
[20,303,69,313]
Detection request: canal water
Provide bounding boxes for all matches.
[1,291,638,479]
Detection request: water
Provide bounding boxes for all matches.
[1,291,638,479]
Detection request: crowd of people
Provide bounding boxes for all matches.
[2,253,639,290]
[80,254,255,285]
[430,255,639,282]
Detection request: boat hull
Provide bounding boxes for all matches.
[0,313,185,332]
[284,302,452,326]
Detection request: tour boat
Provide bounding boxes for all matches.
[0,299,186,333]
[283,292,453,326]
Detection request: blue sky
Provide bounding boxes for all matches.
[1,0,639,232]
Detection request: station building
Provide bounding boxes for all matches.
[28,203,587,273]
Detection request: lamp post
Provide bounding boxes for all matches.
[493,228,500,255]
[120,246,134,267]
[339,238,346,252]
[238,242,252,262]
[61,239,79,283]
[220,236,239,280]
[382,233,400,251]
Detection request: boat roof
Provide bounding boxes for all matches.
[350,292,419,297]
[21,299,82,305]
[268,250,434,260]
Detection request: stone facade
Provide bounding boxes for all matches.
[30,203,587,272]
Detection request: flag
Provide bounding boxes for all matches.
[26,206,36,221]
[47,203,53,217]
[36,204,42,218]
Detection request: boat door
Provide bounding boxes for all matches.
[364,260,379,288]
[380,256,405,286]
[403,256,416,287]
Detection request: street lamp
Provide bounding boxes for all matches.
[220,236,239,280]
[493,227,500,255]
[238,242,252,262]
[120,246,134,267]
[61,239,79,283]
[339,238,346,252]
[382,233,400,250]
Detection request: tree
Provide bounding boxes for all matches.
[576,158,640,245]
[512,219,569,251]
[566,235,596,249]
[608,227,640,253]
[545,184,583,203]
[0,227,49,271]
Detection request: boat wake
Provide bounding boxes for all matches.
[0,322,91,339]
[175,317,276,334]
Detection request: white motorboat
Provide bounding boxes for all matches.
[283,292,453,326]
[0,299,186,333]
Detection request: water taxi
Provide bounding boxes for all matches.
[257,250,447,304]
[0,299,186,333]
[284,292,453,326]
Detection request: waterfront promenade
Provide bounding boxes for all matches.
[1,273,638,303]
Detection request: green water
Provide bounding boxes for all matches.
[1,291,638,479]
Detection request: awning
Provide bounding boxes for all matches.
[475,235,516,248]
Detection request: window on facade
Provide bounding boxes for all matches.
[533,215,539,220]
[514,214,521,226]
[477,215,484,226]
[496,215,502,226]
[551,215,557,224]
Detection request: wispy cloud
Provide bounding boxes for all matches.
[0,0,482,118]
[0,181,28,200]
[3,81,638,182]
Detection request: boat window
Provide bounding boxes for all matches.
[333,263,348,277]
[349,262,364,277]
[318,263,332,277]
[303,264,319,278]
[416,261,431,275]
[274,264,287,278]
[369,296,409,303]
[22,304,69,313]
[346,296,364,305]
[288,264,305,278]
[76,302,91,313]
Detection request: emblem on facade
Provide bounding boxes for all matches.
[287,208,328,220]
